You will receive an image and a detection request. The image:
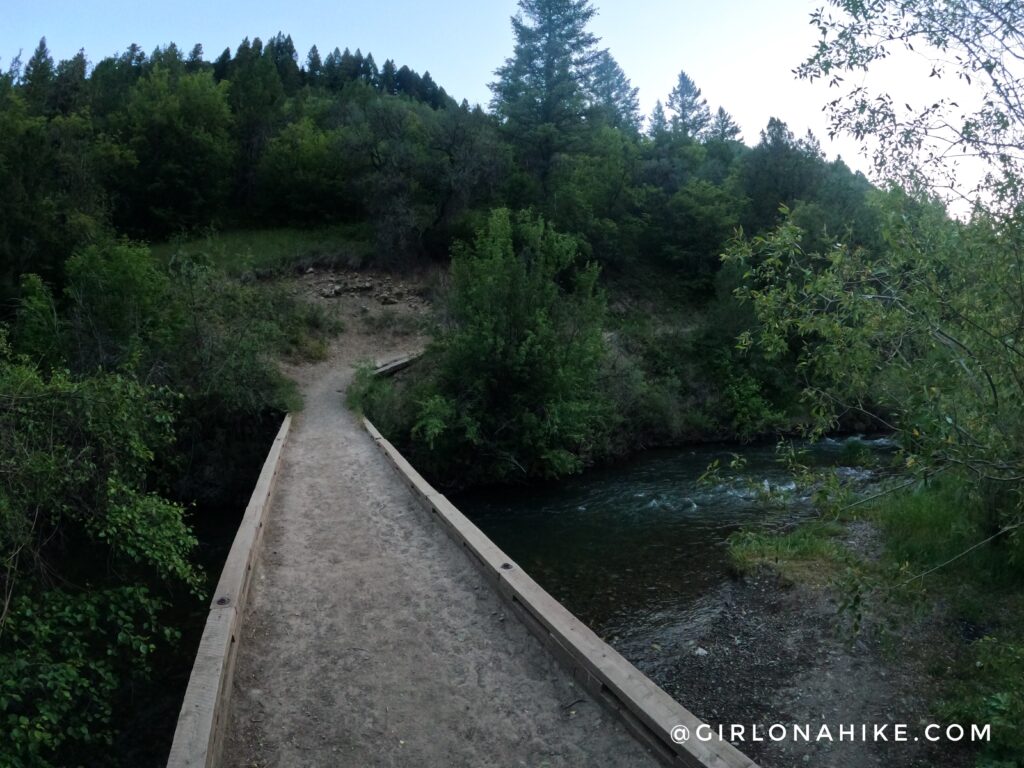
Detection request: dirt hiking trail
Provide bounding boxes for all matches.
[225,280,658,767]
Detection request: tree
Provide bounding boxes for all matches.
[265,32,301,94]
[186,43,205,72]
[50,50,88,116]
[361,52,379,87]
[490,0,601,182]
[380,58,398,94]
[587,49,640,133]
[116,67,234,233]
[305,45,322,85]
[667,69,711,140]
[228,37,285,200]
[799,0,1024,207]
[400,209,610,485]
[726,1,1024,566]
[323,47,343,89]
[647,100,668,138]
[708,106,741,142]
[212,47,231,81]
[22,38,55,114]
[739,117,827,232]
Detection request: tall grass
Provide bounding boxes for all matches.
[871,476,1024,588]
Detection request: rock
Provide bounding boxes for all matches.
[695,647,709,657]
[380,294,398,305]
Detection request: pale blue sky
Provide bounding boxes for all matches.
[3,0,873,167]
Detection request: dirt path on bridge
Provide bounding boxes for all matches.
[224,281,659,768]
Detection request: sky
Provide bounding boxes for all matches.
[0,0,920,176]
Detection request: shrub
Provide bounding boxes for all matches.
[380,209,612,486]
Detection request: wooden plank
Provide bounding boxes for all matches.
[373,353,421,378]
[167,415,292,768]
[211,415,292,611]
[166,606,237,768]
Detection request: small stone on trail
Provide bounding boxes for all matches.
[695,647,709,657]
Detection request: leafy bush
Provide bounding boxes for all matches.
[0,331,199,767]
[373,209,611,486]
[942,636,1024,767]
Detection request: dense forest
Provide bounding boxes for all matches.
[2,0,1023,765]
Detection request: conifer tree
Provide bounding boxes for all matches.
[667,69,711,140]
[708,106,741,142]
[212,47,231,81]
[587,50,640,133]
[380,58,398,94]
[648,100,669,138]
[22,38,55,114]
[490,0,602,179]
[305,45,322,85]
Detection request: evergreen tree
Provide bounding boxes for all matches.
[212,47,231,81]
[490,0,602,181]
[230,37,285,199]
[339,47,359,82]
[89,44,146,119]
[708,106,741,142]
[380,58,398,94]
[186,44,205,73]
[587,50,640,133]
[51,50,88,116]
[305,45,323,85]
[266,32,301,94]
[150,43,185,75]
[22,38,55,114]
[667,69,711,140]
[362,52,379,87]
[395,65,421,98]
[421,71,441,108]
[323,47,343,90]
[647,100,668,137]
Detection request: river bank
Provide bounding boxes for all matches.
[454,440,988,767]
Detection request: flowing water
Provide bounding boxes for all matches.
[454,435,894,687]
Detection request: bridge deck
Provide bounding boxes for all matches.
[224,344,659,767]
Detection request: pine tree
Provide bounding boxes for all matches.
[667,70,711,141]
[305,45,323,86]
[421,71,441,108]
[708,106,741,142]
[323,47,342,90]
[587,49,640,132]
[361,52,379,87]
[51,50,88,115]
[490,0,602,178]
[186,44,205,73]
[395,65,421,98]
[648,100,669,138]
[339,47,359,82]
[380,59,398,94]
[22,38,55,114]
[212,47,231,81]
[266,32,301,94]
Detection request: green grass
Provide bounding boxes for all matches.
[729,520,850,585]
[150,224,373,276]
[866,476,1024,588]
